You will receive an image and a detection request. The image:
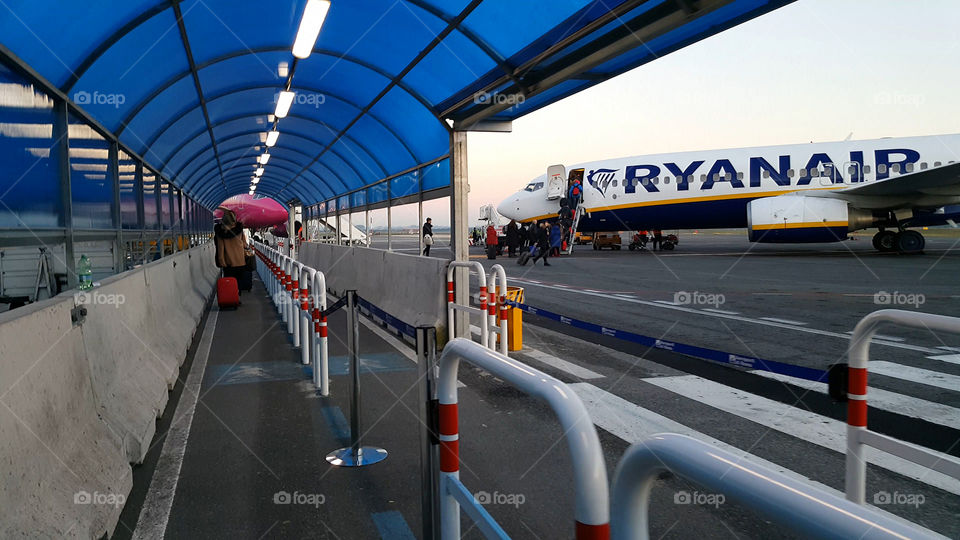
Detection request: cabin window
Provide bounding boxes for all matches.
[823,164,833,176]
[762,170,770,178]
[891,164,900,173]
[863,165,871,174]
[700,174,706,182]
[906,163,914,173]
[652,177,659,185]
[934,161,942,167]
[687,175,694,183]
[787,169,795,178]
[877,164,887,174]
[711,173,719,181]
[848,165,857,175]
[921,162,928,170]
[736,172,744,181]
[641,178,649,186]
[523,182,544,192]
[799,169,807,178]
[663,177,671,185]
[612,180,618,187]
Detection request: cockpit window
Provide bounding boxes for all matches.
[523,182,544,192]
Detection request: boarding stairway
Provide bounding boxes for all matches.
[563,202,585,255]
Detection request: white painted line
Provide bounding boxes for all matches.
[520,348,604,379]
[844,331,905,343]
[752,292,792,296]
[613,294,635,299]
[750,370,960,431]
[570,382,948,539]
[703,308,739,315]
[507,277,941,354]
[937,346,960,352]
[759,317,808,326]
[870,362,960,392]
[926,354,960,366]
[133,308,219,540]
[645,374,960,496]
[654,300,682,306]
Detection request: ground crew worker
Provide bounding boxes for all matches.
[652,229,663,251]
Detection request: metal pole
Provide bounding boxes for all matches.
[326,290,387,467]
[450,130,470,337]
[53,100,76,288]
[387,181,392,251]
[417,327,440,540]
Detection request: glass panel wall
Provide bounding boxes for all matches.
[119,150,139,228]
[142,170,158,229]
[68,115,112,228]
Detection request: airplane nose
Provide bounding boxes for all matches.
[497,195,519,220]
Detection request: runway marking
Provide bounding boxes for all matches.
[752,292,793,296]
[927,354,960,366]
[507,278,942,354]
[646,374,960,496]
[870,362,960,392]
[750,370,960,431]
[133,308,218,540]
[569,383,948,538]
[937,346,960,352]
[703,308,739,315]
[518,349,604,380]
[759,317,807,326]
[844,331,905,343]
[613,293,635,299]
[653,300,683,306]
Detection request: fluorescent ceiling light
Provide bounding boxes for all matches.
[259,153,271,165]
[278,61,289,78]
[252,177,260,184]
[255,167,264,176]
[266,130,279,147]
[292,0,331,59]
[275,91,295,118]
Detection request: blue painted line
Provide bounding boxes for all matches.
[205,362,307,387]
[506,300,827,382]
[322,406,351,445]
[371,511,416,540]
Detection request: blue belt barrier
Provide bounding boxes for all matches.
[357,296,417,339]
[504,300,827,382]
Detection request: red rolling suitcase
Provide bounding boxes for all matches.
[217,277,240,308]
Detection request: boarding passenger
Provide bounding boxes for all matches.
[422,217,433,256]
[486,224,499,260]
[531,222,552,266]
[214,208,247,296]
[568,179,582,208]
[505,220,520,257]
[549,222,562,256]
[527,220,539,254]
[652,229,663,251]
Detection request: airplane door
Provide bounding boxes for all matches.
[546,164,566,200]
[841,161,862,184]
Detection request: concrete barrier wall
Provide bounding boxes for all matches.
[298,242,447,331]
[0,243,218,538]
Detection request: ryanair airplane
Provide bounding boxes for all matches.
[497,134,960,254]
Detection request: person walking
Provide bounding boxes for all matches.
[526,219,539,255]
[549,221,562,256]
[505,220,520,257]
[422,217,433,256]
[485,223,498,259]
[531,222,552,266]
[214,208,247,295]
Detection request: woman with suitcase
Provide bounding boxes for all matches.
[214,208,247,307]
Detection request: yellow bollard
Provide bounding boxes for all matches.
[504,286,524,351]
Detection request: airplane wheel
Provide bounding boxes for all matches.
[872,230,897,252]
[662,241,675,251]
[895,230,925,254]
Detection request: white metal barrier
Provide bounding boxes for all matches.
[254,243,329,396]
[446,261,488,345]
[436,338,609,539]
[610,433,933,540]
[485,264,508,355]
[845,309,960,504]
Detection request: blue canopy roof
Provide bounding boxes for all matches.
[0,0,794,209]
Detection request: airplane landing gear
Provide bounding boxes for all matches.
[895,230,925,254]
[872,230,897,252]
[873,228,925,254]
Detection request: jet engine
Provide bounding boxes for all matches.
[746,195,875,243]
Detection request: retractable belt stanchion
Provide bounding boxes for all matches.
[299,267,314,365]
[326,290,388,467]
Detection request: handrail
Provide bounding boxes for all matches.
[446,261,488,345]
[437,338,609,539]
[486,264,508,355]
[610,433,932,540]
[845,309,960,504]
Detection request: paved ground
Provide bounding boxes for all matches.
[121,232,960,539]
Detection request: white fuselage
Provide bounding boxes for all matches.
[497,134,960,231]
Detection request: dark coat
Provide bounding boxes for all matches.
[505,222,520,247]
[422,222,433,237]
[528,224,540,245]
[536,226,550,249]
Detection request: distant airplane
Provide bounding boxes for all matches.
[214,194,288,229]
[497,134,960,254]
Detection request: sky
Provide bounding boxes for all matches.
[358,0,960,228]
